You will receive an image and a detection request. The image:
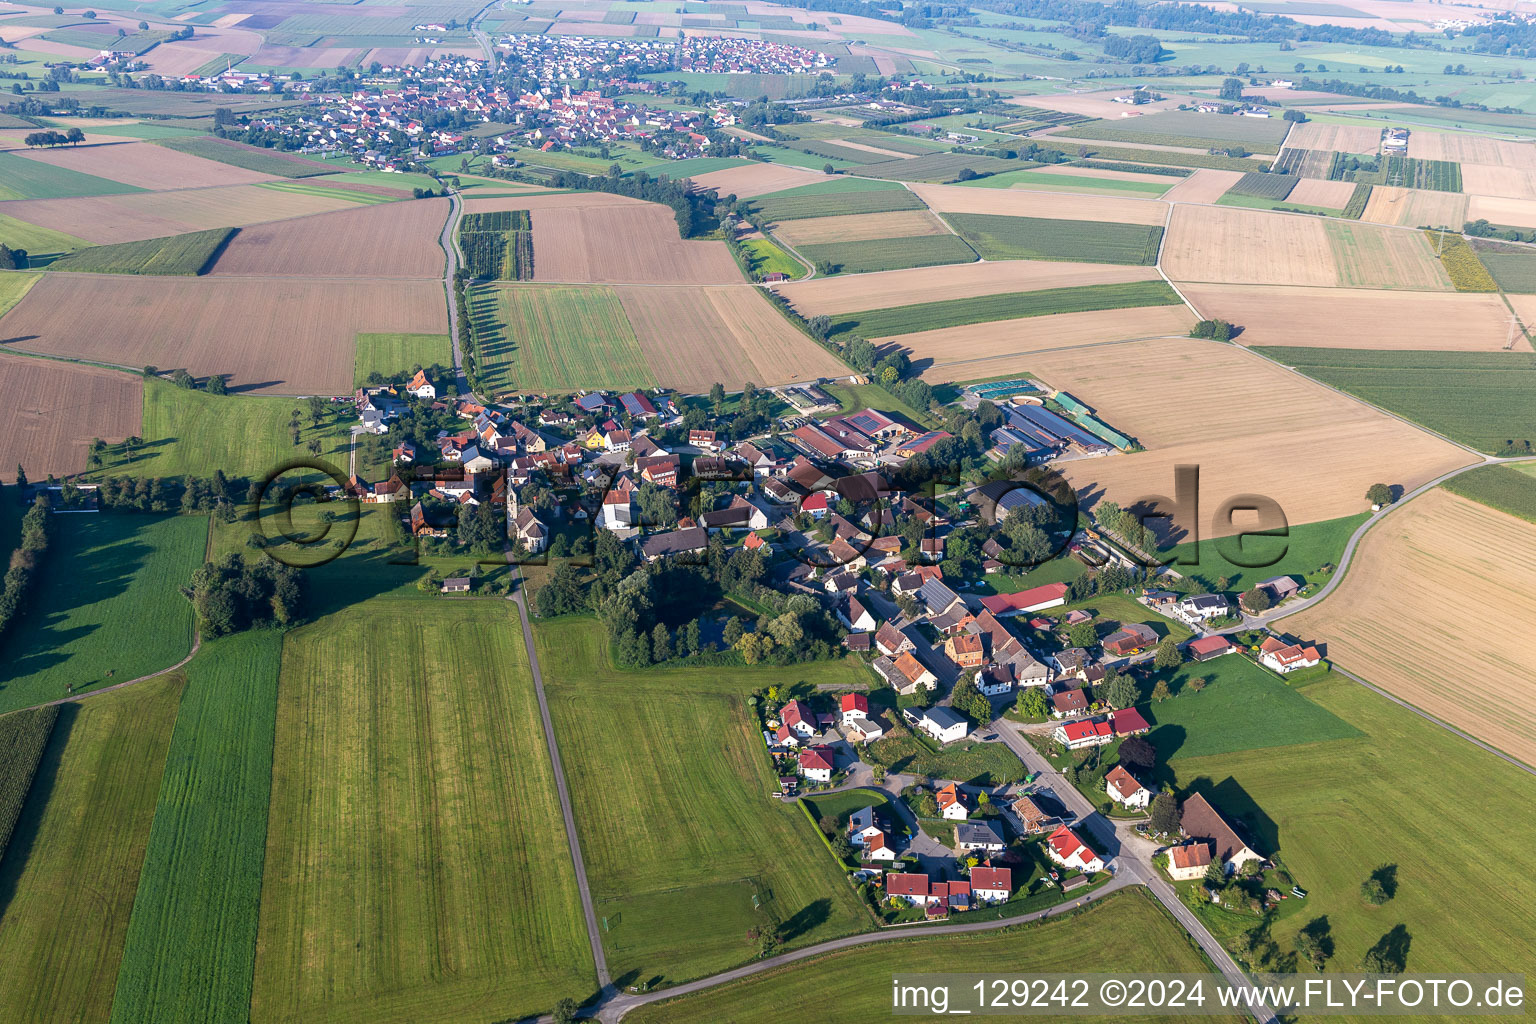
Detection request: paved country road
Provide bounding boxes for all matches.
[437,188,472,398]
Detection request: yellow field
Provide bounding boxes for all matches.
[1286,488,1536,767]
[1184,284,1524,351]
[688,162,823,198]
[908,183,1169,225]
[1285,121,1383,153]
[1360,185,1469,228]
[771,209,949,246]
[1461,163,1536,202]
[1021,337,1475,539]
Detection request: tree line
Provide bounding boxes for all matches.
[22,128,83,148]
[0,492,53,647]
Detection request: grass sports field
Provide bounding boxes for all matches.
[1141,657,1360,762]
[534,616,871,987]
[944,213,1162,264]
[47,227,234,275]
[0,151,144,200]
[751,187,925,221]
[1442,463,1536,523]
[110,632,283,1024]
[88,380,352,481]
[0,676,183,1024]
[1162,512,1368,592]
[1252,347,1536,453]
[0,212,88,259]
[794,233,976,274]
[254,600,595,1023]
[476,283,656,395]
[153,137,339,178]
[1168,668,1536,981]
[0,514,205,714]
[627,889,1241,1024]
[829,280,1181,339]
[354,332,452,386]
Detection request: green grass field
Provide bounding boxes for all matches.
[534,616,871,988]
[153,137,339,179]
[1441,464,1536,523]
[1475,252,1536,293]
[0,271,41,317]
[255,180,393,204]
[1141,657,1360,762]
[822,381,936,429]
[830,280,1181,339]
[354,332,452,386]
[1227,171,1298,199]
[47,227,234,275]
[1162,512,1368,592]
[0,514,205,714]
[1168,670,1536,982]
[864,727,1026,785]
[110,631,283,1024]
[0,676,183,1024]
[958,166,1174,196]
[1251,347,1536,453]
[88,379,352,481]
[1058,110,1291,152]
[752,176,909,202]
[739,236,804,279]
[0,151,145,200]
[84,123,204,140]
[851,152,1019,182]
[627,889,1240,1024]
[944,213,1163,264]
[476,283,655,395]
[0,212,88,259]
[752,187,926,222]
[253,599,595,1023]
[795,233,977,275]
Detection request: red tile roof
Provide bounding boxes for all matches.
[1188,635,1233,656]
[886,872,930,897]
[841,693,868,715]
[1110,707,1150,735]
[1105,765,1146,800]
[979,582,1068,615]
[1061,719,1113,743]
[799,746,834,772]
[970,867,1011,893]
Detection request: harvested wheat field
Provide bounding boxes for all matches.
[1022,337,1474,540]
[688,162,822,198]
[1284,122,1382,153]
[902,306,1197,382]
[1285,177,1358,209]
[1324,220,1451,290]
[0,275,444,395]
[1407,132,1536,169]
[825,138,915,160]
[772,210,949,246]
[776,259,1161,317]
[1286,488,1536,767]
[1184,284,1521,350]
[1160,169,1244,205]
[1009,89,1184,120]
[1467,194,1536,230]
[616,285,844,393]
[1029,165,1179,185]
[0,184,366,244]
[1360,185,1469,227]
[209,199,448,279]
[0,350,141,478]
[908,183,1168,225]
[533,202,742,285]
[1461,163,1536,202]
[1161,204,1338,285]
[15,141,272,189]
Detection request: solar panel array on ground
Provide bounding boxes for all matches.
[969,379,1039,400]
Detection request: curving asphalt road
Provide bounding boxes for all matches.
[437,188,473,398]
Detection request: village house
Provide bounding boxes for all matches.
[1259,575,1301,604]
[840,595,877,633]
[1166,842,1214,881]
[1045,824,1104,874]
[1105,765,1152,810]
[1054,717,1113,750]
[944,633,985,669]
[937,782,968,820]
[441,576,470,594]
[1179,593,1229,624]
[969,866,1012,903]
[840,692,869,726]
[1188,635,1235,662]
[845,714,885,744]
[874,622,916,658]
[781,699,817,739]
[1180,792,1263,875]
[1258,636,1323,674]
[956,821,1006,854]
[1050,687,1089,718]
[798,745,835,783]
[639,525,707,562]
[1010,795,1053,834]
[980,582,1068,617]
[407,369,436,400]
[889,652,938,695]
[688,428,721,452]
[914,705,969,744]
[1102,622,1158,658]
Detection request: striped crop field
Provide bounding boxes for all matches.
[829,279,1183,338]
[944,213,1163,265]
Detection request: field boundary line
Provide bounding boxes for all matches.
[1154,201,1202,320]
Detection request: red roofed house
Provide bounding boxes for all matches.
[979,582,1069,617]
[800,491,830,519]
[1045,824,1104,873]
[1258,636,1323,674]
[1105,765,1152,810]
[1050,687,1089,718]
[1188,635,1235,662]
[1167,842,1213,881]
[781,699,817,739]
[944,632,986,669]
[1054,717,1114,750]
[1109,707,1150,737]
[1102,622,1158,657]
[970,866,1012,903]
[886,872,933,905]
[798,745,835,782]
[406,369,436,399]
[840,692,869,724]
[937,782,968,821]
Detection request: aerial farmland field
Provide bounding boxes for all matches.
[944,212,1164,264]
[793,232,977,274]
[828,279,1182,338]
[354,332,453,386]
[0,151,144,201]
[478,283,655,395]
[152,136,342,178]
[15,140,273,190]
[530,198,742,284]
[0,350,142,479]
[206,198,449,278]
[47,227,235,275]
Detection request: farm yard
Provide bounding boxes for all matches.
[0,678,184,1024]
[0,274,446,395]
[1019,337,1475,540]
[477,283,655,395]
[775,259,1163,317]
[206,198,450,278]
[0,351,142,479]
[944,213,1163,265]
[1253,346,1536,452]
[253,601,596,1024]
[1186,284,1521,350]
[533,617,870,987]
[616,285,846,393]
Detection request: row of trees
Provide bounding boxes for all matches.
[0,494,53,644]
[20,128,84,148]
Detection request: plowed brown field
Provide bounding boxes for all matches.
[776,259,1162,317]
[687,162,822,198]
[0,185,366,244]
[1467,194,1536,229]
[1285,488,1536,768]
[1461,164,1536,201]
[533,202,742,284]
[1407,132,1536,168]
[616,285,844,393]
[0,275,445,395]
[1286,177,1358,208]
[1184,283,1521,350]
[1285,122,1382,153]
[209,198,448,278]
[1021,337,1475,539]
[15,140,273,189]
[0,351,141,479]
